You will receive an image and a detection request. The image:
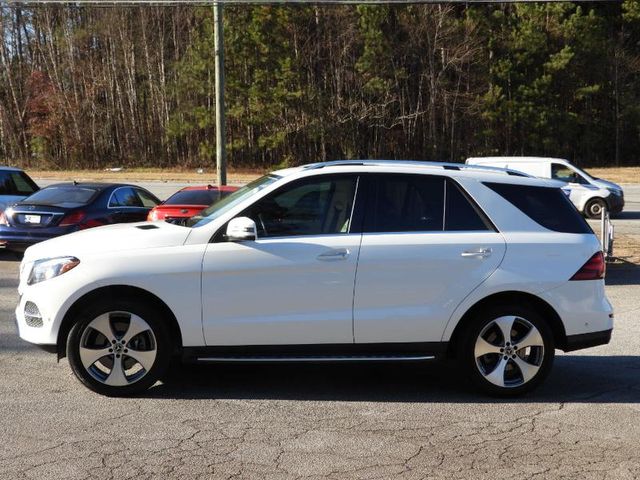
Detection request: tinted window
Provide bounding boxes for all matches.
[110,187,142,207]
[190,175,279,228]
[484,182,592,234]
[165,190,225,206]
[0,171,38,196]
[243,175,358,238]
[445,180,492,231]
[364,175,444,233]
[0,172,15,195]
[135,189,159,208]
[22,187,97,208]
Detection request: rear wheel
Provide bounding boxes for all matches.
[584,198,607,219]
[459,306,554,396]
[67,299,172,396]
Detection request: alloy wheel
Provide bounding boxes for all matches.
[79,311,157,387]
[474,315,545,388]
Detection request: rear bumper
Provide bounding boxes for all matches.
[564,329,612,352]
[0,227,75,251]
[3,241,36,252]
[539,279,614,348]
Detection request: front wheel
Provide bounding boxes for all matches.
[584,198,607,219]
[459,306,555,396]
[67,299,172,396]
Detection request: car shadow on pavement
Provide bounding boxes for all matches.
[0,250,20,262]
[615,211,640,220]
[147,354,640,403]
[606,262,640,286]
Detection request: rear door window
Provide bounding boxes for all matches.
[110,187,143,208]
[0,171,38,196]
[484,182,592,234]
[0,172,15,195]
[364,174,445,233]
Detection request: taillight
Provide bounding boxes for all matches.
[59,211,86,226]
[147,209,158,221]
[0,211,8,226]
[570,251,605,281]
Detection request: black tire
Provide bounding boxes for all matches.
[66,298,172,397]
[584,198,607,219]
[458,305,555,396]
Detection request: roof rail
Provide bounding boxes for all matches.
[301,160,531,177]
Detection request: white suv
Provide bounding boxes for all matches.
[15,161,613,397]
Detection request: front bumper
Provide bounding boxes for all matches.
[15,296,58,346]
[607,193,624,214]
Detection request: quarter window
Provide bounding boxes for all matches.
[242,175,358,238]
[135,189,159,208]
[484,182,592,234]
[444,180,492,231]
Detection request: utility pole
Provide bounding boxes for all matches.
[214,1,227,186]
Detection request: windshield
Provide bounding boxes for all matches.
[187,175,281,228]
[571,165,593,181]
[21,186,98,208]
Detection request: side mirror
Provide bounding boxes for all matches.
[226,216,257,242]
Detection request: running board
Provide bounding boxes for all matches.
[194,355,436,363]
[182,342,448,364]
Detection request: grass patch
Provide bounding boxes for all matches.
[29,167,265,185]
[26,165,640,184]
[584,167,640,184]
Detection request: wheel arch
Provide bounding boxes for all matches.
[56,285,183,359]
[447,291,567,358]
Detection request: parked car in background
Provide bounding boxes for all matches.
[0,182,159,251]
[465,157,624,218]
[147,185,238,225]
[15,161,612,397]
[0,167,39,214]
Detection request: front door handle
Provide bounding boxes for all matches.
[317,248,350,261]
[461,248,492,259]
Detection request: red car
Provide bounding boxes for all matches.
[147,185,238,224]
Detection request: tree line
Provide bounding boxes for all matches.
[0,2,639,170]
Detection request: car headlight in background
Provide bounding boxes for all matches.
[27,257,80,285]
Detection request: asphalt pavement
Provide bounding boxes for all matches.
[0,181,638,479]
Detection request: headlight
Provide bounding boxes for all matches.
[27,257,80,285]
[608,188,622,196]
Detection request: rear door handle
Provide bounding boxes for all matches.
[461,248,492,259]
[317,248,350,261]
